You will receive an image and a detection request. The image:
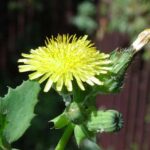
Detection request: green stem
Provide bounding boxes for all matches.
[55,123,75,150]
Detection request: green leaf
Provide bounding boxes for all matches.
[74,125,87,146]
[0,80,40,143]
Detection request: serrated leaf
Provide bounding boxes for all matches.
[0,80,40,143]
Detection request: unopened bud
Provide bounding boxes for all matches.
[86,109,123,133]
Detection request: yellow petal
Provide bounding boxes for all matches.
[56,77,64,91]
[44,78,53,92]
[89,77,103,85]
[29,72,43,80]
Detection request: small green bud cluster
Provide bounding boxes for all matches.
[51,101,123,133]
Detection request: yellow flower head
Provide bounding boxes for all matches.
[18,35,111,92]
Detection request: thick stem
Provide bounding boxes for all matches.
[55,123,75,150]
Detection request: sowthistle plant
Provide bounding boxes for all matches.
[0,29,150,150]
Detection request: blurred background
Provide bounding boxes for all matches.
[0,0,150,149]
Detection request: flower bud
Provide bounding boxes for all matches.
[95,49,134,93]
[94,29,150,94]
[86,109,123,133]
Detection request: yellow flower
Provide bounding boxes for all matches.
[18,35,111,92]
